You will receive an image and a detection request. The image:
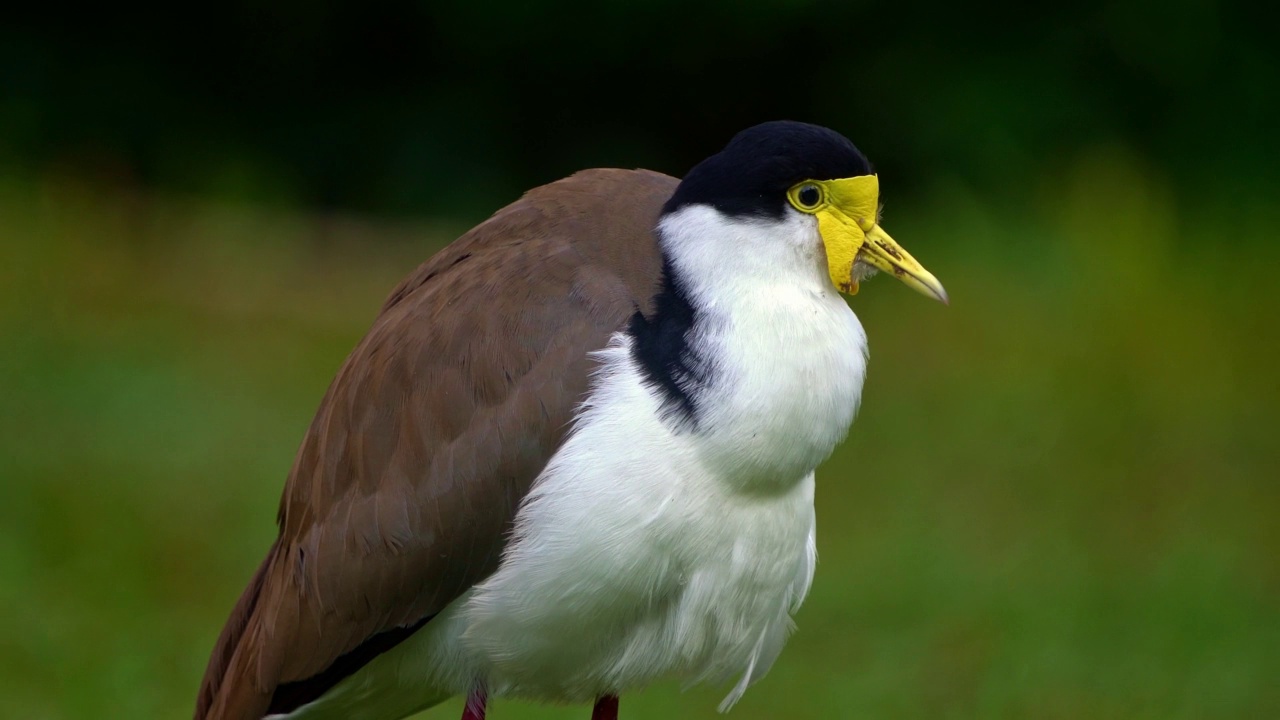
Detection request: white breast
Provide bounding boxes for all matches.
[457,318,861,700]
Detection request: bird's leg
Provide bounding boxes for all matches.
[590,695,619,720]
[461,687,487,720]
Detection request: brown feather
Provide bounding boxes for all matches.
[194,169,676,719]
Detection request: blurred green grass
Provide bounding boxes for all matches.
[1,153,1277,719]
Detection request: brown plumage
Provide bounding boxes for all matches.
[196,169,676,720]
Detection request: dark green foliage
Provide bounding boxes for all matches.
[2,1,1277,219]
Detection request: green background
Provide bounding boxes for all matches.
[1,2,1277,718]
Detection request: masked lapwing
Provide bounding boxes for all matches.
[195,121,948,720]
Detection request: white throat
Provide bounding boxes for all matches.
[654,205,869,492]
[658,204,834,301]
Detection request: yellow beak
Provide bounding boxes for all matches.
[812,175,948,304]
[857,223,949,304]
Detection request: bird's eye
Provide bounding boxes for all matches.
[798,185,821,207]
[789,182,824,212]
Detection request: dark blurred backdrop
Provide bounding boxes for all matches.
[4,1,1277,218]
[2,3,1278,719]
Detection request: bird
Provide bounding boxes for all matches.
[194,120,947,720]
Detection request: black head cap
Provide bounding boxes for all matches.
[663,121,873,220]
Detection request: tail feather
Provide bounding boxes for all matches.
[195,542,279,720]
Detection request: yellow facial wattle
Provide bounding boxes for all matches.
[786,174,948,304]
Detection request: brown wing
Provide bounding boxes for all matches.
[195,169,676,720]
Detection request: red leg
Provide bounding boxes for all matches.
[591,695,619,720]
[461,687,487,720]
